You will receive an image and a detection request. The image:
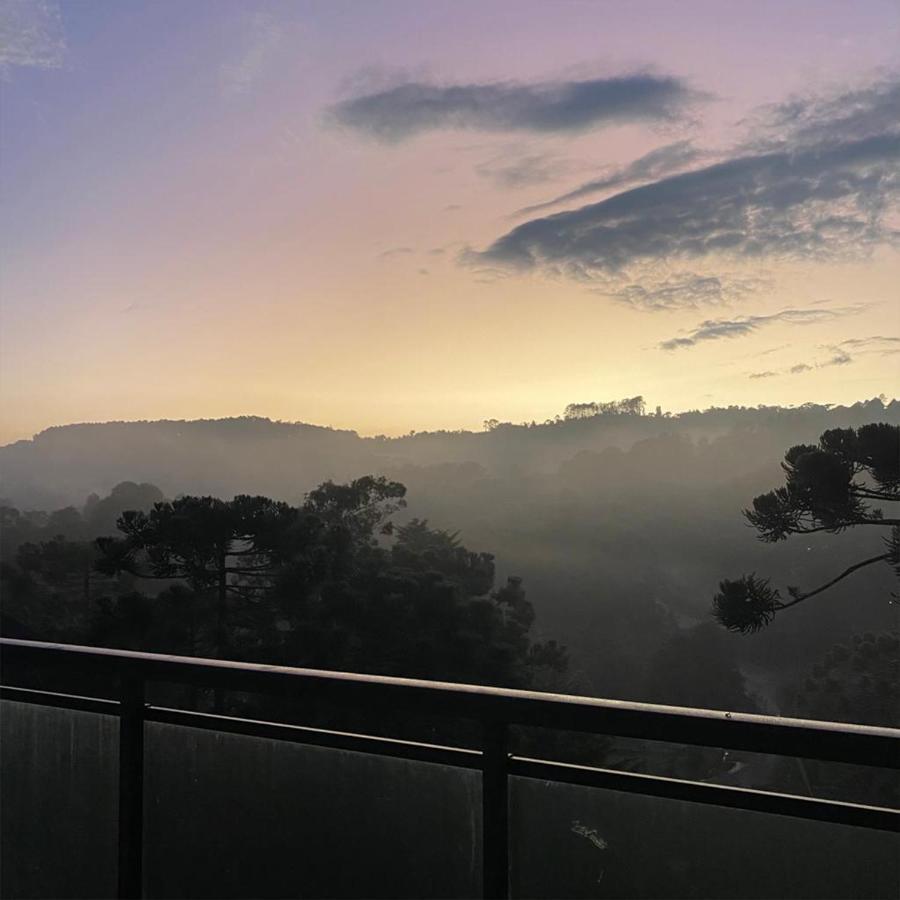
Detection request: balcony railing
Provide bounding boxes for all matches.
[1,636,898,899]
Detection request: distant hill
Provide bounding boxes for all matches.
[1,399,897,510]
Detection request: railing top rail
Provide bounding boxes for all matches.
[2,637,898,767]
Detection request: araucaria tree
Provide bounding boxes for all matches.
[95,494,301,655]
[713,424,900,633]
[95,477,408,656]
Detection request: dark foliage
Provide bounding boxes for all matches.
[2,476,567,694]
[715,423,899,632]
[712,575,782,634]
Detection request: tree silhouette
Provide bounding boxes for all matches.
[17,536,97,606]
[95,494,299,654]
[94,477,407,657]
[713,424,900,632]
[563,396,646,420]
[263,513,567,688]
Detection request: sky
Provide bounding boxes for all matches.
[1,0,898,444]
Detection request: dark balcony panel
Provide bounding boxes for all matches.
[142,721,481,899]
[509,776,900,899]
[0,700,119,900]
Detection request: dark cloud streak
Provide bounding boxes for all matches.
[472,133,900,277]
[748,350,856,379]
[469,75,900,280]
[330,74,697,141]
[660,307,862,351]
[516,140,701,216]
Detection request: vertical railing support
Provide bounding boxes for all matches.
[118,671,145,899]
[482,720,509,899]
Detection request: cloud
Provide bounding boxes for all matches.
[746,346,862,378]
[0,0,65,72]
[470,132,900,277]
[475,152,579,189]
[754,344,790,356]
[516,140,702,216]
[220,11,283,97]
[659,306,861,351]
[606,272,765,311]
[832,335,900,353]
[329,73,698,141]
[468,75,900,280]
[748,74,900,149]
[377,246,414,260]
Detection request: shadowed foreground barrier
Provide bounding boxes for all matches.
[1,637,898,899]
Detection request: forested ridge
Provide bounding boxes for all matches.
[3,398,896,732]
[3,397,898,509]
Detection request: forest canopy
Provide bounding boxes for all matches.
[1,477,568,692]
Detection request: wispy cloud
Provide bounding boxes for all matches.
[377,246,415,260]
[831,335,900,353]
[475,151,580,189]
[329,73,699,142]
[219,11,283,97]
[606,272,766,312]
[748,349,855,379]
[754,344,790,356]
[0,0,65,73]
[467,75,900,280]
[515,140,702,216]
[746,73,900,149]
[660,306,862,351]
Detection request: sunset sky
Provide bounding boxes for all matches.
[1,0,898,444]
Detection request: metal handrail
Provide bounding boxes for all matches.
[2,637,898,899]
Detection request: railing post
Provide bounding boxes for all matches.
[118,672,144,899]
[482,720,509,899]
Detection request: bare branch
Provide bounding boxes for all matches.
[776,552,893,612]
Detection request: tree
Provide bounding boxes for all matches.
[563,396,646,420]
[713,424,900,633]
[776,630,900,806]
[13,474,568,703]
[304,475,406,544]
[268,515,567,689]
[793,631,899,728]
[94,477,407,657]
[95,494,300,655]
[17,536,97,606]
[564,402,599,420]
